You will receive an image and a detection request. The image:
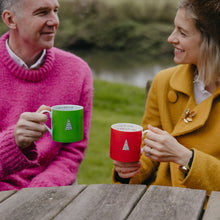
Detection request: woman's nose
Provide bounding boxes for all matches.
[168,30,178,44]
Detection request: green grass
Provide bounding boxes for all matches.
[77,79,146,184]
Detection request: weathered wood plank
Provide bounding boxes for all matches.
[127,185,206,220]
[54,184,146,220]
[203,191,220,220]
[0,185,86,220]
[0,190,16,203]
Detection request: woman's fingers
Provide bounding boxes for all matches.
[113,161,141,178]
[116,169,140,179]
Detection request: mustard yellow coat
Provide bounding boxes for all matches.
[112,64,220,195]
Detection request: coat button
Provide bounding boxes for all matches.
[168,90,178,103]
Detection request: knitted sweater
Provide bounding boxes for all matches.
[0,32,93,190]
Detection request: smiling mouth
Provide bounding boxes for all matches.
[41,32,55,35]
[175,48,185,53]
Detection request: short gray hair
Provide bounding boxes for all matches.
[0,0,23,15]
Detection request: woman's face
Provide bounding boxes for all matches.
[168,8,202,66]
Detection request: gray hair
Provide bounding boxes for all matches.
[0,0,23,15]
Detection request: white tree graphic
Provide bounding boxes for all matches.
[122,140,130,151]
[65,119,73,130]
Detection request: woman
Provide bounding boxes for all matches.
[112,0,220,195]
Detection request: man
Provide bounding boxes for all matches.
[0,0,93,190]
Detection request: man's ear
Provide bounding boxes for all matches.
[2,10,16,29]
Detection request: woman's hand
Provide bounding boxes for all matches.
[113,160,141,179]
[143,125,192,166]
[14,105,51,149]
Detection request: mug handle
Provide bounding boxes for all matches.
[141,130,148,154]
[40,110,52,135]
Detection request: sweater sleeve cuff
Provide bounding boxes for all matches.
[0,126,38,177]
[21,143,38,161]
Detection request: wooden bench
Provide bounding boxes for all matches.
[0,184,218,219]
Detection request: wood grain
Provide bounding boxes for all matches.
[0,185,86,220]
[127,185,206,220]
[54,184,146,220]
[203,191,220,220]
[0,190,16,203]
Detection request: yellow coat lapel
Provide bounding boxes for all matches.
[168,65,220,137]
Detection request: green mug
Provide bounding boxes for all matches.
[41,105,84,143]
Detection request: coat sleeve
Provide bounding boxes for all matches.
[141,73,164,131]
[181,149,220,195]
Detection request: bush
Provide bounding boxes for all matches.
[56,0,177,56]
[0,0,177,57]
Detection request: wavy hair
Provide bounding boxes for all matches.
[179,0,220,85]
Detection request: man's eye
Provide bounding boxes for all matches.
[37,10,48,15]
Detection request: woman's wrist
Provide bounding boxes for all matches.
[177,147,193,166]
[179,150,194,175]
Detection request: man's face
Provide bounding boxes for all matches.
[13,0,59,53]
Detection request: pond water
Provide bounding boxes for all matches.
[73,50,175,88]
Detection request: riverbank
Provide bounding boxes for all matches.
[77,79,146,184]
[57,0,177,57]
[73,49,174,88]
[0,0,177,57]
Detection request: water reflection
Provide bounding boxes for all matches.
[73,50,174,88]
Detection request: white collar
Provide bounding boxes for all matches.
[6,40,46,70]
[193,75,212,104]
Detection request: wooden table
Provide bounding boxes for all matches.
[0,184,219,220]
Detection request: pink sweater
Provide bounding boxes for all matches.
[0,33,93,190]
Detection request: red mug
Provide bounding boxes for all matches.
[110,123,148,162]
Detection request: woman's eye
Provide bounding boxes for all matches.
[180,31,187,36]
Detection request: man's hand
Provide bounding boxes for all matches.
[14,105,51,149]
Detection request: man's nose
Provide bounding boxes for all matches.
[47,12,59,26]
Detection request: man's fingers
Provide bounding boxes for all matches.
[36,105,51,113]
[20,112,48,123]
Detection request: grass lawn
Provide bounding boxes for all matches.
[77,79,146,184]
